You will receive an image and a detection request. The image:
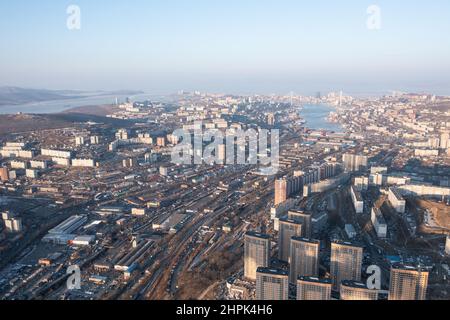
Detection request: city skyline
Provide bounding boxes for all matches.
[1,89,449,302]
[1,1,450,306]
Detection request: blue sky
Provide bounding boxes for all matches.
[1,0,450,95]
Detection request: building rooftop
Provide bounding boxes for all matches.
[291,237,320,245]
[389,187,405,201]
[351,185,363,201]
[298,276,331,285]
[256,267,289,277]
[288,210,312,217]
[279,217,302,225]
[372,207,386,225]
[332,240,363,249]
[341,280,370,289]
[245,231,271,240]
[392,263,430,273]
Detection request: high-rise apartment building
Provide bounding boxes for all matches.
[389,264,429,300]
[274,179,288,206]
[256,267,289,300]
[156,136,167,147]
[440,132,450,149]
[297,276,332,300]
[90,136,100,145]
[267,113,276,126]
[289,237,320,284]
[288,210,312,238]
[244,232,271,281]
[388,187,406,214]
[350,185,364,214]
[330,241,363,291]
[371,207,387,238]
[446,235,450,256]
[115,129,129,140]
[2,211,22,233]
[343,154,368,172]
[75,136,85,146]
[274,176,303,206]
[278,218,302,262]
[0,167,9,182]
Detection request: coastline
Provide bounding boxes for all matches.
[299,103,343,132]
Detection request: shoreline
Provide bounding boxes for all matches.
[298,103,343,132]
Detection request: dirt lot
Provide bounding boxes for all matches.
[0,109,131,136]
[62,104,119,116]
[175,247,242,300]
[417,199,450,233]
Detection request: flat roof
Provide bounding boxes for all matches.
[288,209,306,214]
[298,276,331,285]
[245,231,271,240]
[389,187,405,201]
[341,280,370,289]
[372,207,386,224]
[279,218,302,225]
[351,185,363,201]
[392,263,429,273]
[291,237,320,245]
[288,210,312,217]
[256,267,288,277]
[332,240,363,249]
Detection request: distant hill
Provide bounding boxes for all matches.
[0,87,79,105]
[0,112,136,135]
[0,87,144,106]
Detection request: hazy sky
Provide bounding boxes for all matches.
[1,0,450,95]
